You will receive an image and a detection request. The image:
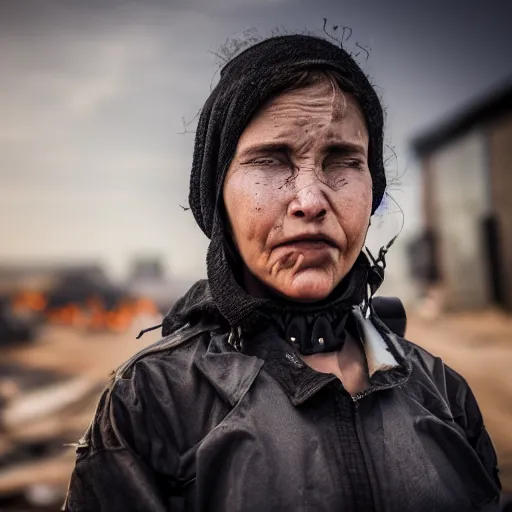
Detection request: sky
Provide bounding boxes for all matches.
[1,0,511,298]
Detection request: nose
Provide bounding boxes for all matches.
[287,173,329,220]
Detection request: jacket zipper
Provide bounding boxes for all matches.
[347,324,412,512]
[352,399,382,512]
[332,381,375,512]
[346,371,409,512]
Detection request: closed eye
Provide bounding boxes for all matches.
[249,157,283,166]
[324,158,364,170]
[239,143,291,168]
[323,142,367,171]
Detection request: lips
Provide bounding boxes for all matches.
[275,234,338,249]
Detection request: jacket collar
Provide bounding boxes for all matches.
[351,306,411,392]
[352,307,403,378]
[194,307,411,407]
[194,329,263,407]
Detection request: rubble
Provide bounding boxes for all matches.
[0,320,161,510]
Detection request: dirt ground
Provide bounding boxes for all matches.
[0,310,510,508]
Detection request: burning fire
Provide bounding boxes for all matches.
[11,291,159,333]
[12,291,47,313]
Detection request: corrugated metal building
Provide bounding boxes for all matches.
[411,81,512,312]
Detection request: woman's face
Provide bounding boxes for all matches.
[223,77,372,302]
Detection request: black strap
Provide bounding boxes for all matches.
[371,296,407,338]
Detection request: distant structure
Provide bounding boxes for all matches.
[411,80,512,312]
[0,263,106,295]
[127,256,193,313]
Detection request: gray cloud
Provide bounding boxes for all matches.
[1,0,511,289]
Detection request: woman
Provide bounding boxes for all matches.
[64,34,501,511]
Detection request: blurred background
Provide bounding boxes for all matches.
[0,0,511,510]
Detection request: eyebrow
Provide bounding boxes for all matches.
[323,142,367,156]
[238,142,290,160]
[238,140,367,160]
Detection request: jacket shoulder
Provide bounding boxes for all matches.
[79,321,224,457]
[114,321,215,380]
[398,337,501,494]
[397,337,484,430]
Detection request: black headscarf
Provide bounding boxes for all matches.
[187,34,386,345]
[190,34,385,238]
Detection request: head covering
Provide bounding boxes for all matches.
[189,34,386,239]
[187,34,386,338]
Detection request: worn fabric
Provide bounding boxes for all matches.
[64,285,501,512]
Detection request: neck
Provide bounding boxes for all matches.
[300,331,370,396]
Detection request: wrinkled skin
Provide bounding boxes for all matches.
[223,76,373,302]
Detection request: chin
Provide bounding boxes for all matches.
[277,271,339,303]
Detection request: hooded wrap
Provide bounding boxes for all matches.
[189,34,386,238]
[185,34,387,348]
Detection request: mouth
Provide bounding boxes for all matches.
[275,234,338,250]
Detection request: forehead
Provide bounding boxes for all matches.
[239,78,368,146]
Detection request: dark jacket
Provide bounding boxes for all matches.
[63,284,501,512]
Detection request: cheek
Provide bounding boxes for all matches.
[336,177,372,241]
[223,174,279,249]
